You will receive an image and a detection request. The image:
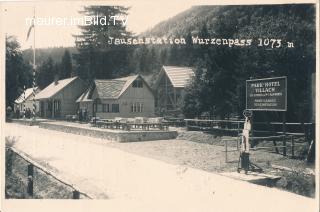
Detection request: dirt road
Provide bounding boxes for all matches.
[3,123,315,212]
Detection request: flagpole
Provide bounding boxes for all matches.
[32,6,36,120]
[23,85,26,119]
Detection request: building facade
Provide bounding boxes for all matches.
[77,75,155,119]
[35,77,86,119]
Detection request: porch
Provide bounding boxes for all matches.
[39,99,61,119]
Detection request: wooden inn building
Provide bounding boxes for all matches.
[77,75,155,119]
[35,77,86,119]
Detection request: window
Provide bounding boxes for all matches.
[54,100,61,111]
[130,103,143,113]
[112,104,119,113]
[97,104,103,112]
[131,103,136,112]
[132,79,143,88]
[102,104,109,112]
[47,102,52,111]
[133,103,137,112]
[97,104,110,113]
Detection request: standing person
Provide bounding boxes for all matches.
[241,116,251,153]
[84,108,88,122]
[27,108,31,119]
[238,115,252,174]
[78,109,82,122]
[16,108,20,119]
[6,106,13,120]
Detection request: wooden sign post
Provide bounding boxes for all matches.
[238,76,287,174]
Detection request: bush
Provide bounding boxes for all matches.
[276,170,315,197]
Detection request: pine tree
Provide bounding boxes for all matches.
[60,50,72,79]
[74,6,132,80]
[6,36,33,107]
[37,57,56,89]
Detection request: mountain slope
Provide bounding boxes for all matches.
[142,6,223,37]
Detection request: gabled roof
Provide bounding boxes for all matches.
[76,83,94,102]
[35,77,78,100]
[15,87,39,104]
[94,75,137,99]
[158,66,195,88]
[77,75,151,102]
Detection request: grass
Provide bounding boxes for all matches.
[275,169,315,197]
[5,137,84,199]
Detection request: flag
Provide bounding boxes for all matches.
[26,21,34,41]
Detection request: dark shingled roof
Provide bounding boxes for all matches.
[78,75,139,102]
[94,79,127,99]
[77,75,152,101]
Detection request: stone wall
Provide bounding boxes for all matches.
[10,119,41,126]
[39,122,178,142]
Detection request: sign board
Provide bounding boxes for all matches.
[246,76,287,111]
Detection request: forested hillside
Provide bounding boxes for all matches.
[22,47,77,65]
[137,5,316,122]
[142,6,222,37]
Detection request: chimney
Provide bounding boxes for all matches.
[54,75,59,85]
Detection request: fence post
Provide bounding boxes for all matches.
[301,122,306,142]
[73,190,80,199]
[283,135,287,156]
[237,136,239,150]
[27,164,34,197]
[282,112,286,156]
[291,135,295,158]
[225,140,228,163]
[6,148,13,175]
[273,140,279,154]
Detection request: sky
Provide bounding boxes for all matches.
[2,1,193,49]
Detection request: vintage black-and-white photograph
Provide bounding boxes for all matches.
[1,1,318,211]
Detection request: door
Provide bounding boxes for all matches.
[40,101,45,117]
[53,99,61,118]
